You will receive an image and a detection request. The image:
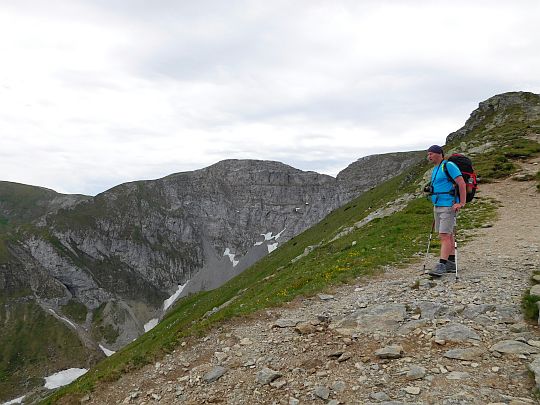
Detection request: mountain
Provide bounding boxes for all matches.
[34,90,540,405]
[0,153,424,401]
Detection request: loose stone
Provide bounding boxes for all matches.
[256,367,282,385]
[406,365,426,380]
[314,385,330,400]
[490,340,540,355]
[370,391,390,401]
[446,371,470,380]
[443,347,485,361]
[203,366,227,383]
[404,386,421,395]
[374,345,404,359]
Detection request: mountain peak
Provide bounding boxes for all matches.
[447,91,540,144]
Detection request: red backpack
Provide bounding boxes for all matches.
[442,154,478,203]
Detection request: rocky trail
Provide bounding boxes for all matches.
[82,162,540,405]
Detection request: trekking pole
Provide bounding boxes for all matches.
[454,215,459,280]
[422,220,435,274]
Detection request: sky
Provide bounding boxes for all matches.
[1,1,539,195]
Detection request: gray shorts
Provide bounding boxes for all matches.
[434,206,456,234]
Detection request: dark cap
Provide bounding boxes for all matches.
[427,145,444,154]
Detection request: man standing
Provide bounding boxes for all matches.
[426,145,467,277]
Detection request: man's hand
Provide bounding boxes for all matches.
[452,202,465,212]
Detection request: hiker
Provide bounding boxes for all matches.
[426,145,467,277]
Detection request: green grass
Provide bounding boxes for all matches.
[0,182,58,224]
[91,304,121,345]
[62,300,88,324]
[0,300,89,402]
[522,291,540,321]
[472,137,540,181]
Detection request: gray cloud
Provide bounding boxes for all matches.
[1,1,540,195]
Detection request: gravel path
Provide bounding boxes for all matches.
[84,162,540,405]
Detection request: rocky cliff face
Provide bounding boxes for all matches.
[337,151,425,202]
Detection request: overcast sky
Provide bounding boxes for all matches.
[1,1,539,195]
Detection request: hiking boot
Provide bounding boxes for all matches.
[428,262,447,277]
[445,260,456,272]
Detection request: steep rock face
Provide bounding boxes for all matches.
[2,160,350,348]
[337,151,425,201]
[39,160,344,307]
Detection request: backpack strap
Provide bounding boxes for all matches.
[439,161,458,204]
[442,161,457,186]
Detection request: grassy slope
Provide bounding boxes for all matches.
[0,184,93,401]
[0,182,56,263]
[38,94,540,403]
[0,182,58,224]
[0,300,89,401]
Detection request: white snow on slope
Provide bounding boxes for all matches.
[163,282,188,311]
[261,232,273,241]
[99,344,115,357]
[256,228,286,246]
[44,368,88,389]
[223,248,239,267]
[144,282,189,332]
[144,318,159,332]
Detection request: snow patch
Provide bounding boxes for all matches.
[144,318,159,332]
[163,282,188,311]
[48,309,76,329]
[2,395,25,405]
[99,344,115,357]
[258,228,286,245]
[44,368,88,389]
[261,232,273,241]
[223,248,239,267]
[268,243,278,253]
